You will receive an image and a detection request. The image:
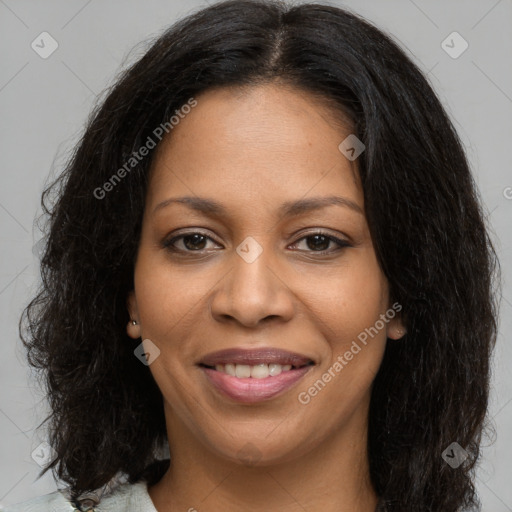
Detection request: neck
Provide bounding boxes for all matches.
[149,397,379,512]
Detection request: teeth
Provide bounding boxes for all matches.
[269,363,282,376]
[225,363,236,376]
[213,363,294,378]
[251,364,269,379]
[235,364,251,378]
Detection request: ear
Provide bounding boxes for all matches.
[126,290,141,339]
[386,313,406,340]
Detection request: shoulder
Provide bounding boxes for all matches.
[0,481,157,512]
[99,481,157,511]
[0,490,74,511]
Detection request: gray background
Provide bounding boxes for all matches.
[0,0,511,508]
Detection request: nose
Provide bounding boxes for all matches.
[209,240,295,328]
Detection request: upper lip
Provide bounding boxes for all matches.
[199,348,315,368]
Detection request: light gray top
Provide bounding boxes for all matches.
[0,481,158,512]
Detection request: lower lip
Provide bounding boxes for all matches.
[201,366,313,403]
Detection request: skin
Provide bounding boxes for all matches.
[127,82,405,512]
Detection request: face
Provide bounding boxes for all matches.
[127,83,404,466]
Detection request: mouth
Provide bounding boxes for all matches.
[198,348,315,403]
[199,361,314,378]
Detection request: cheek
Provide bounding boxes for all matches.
[134,248,209,336]
[309,252,389,383]
[313,253,388,337]
[133,256,205,402]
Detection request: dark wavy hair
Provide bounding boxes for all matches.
[20,1,499,510]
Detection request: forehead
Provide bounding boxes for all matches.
[146,83,363,217]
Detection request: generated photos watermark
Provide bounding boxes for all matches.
[442,442,469,469]
[297,302,402,405]
[93,97,198,200]
[134,338,161,366]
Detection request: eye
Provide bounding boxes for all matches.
[163,231,221,253]
[289,231,351,255]
[163,230,351,256]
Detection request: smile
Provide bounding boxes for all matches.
[198,348,315,403]
[207,362,302,378]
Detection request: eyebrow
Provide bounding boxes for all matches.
[153,195,364,217]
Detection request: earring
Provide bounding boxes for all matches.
[131,320,138,326]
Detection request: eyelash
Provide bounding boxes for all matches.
[162,230,351,256]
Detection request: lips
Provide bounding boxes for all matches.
[199,348,315,368]
[198,348,315,403]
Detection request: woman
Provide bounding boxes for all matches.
[7,0,498,510]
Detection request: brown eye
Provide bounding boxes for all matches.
[181,233,208,251]
[305,234,330,251]
[290,232,351,255]
[163,232,220,253]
